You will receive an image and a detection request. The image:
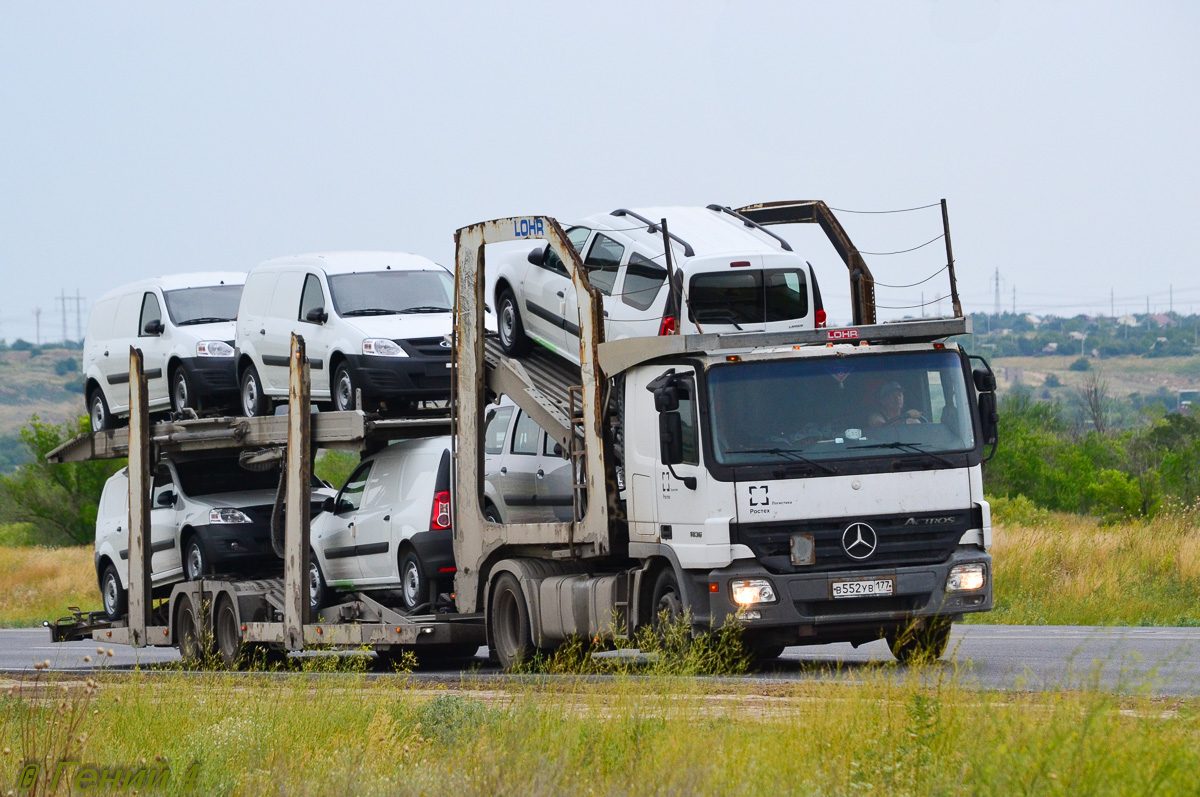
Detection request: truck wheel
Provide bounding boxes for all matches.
[650,567,683,631]
[399,551,426,612]
[887,618,952,664]
[496,288,531,356]
[170,366,193,415]
[214,597,246,669]
[176,595,211,664]
[333,363,357,412]
[240,364,270,417]
[309,557,329,615]
[490,572,534,670]
[89,389,112,432]
[183,537,210,581]
[100,563,126,621]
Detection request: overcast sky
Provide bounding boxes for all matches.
[2,1,1197,342]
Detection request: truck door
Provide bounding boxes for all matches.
[652,371,712,552]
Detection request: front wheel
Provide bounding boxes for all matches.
[887,618,952,664]
[309,556,329,615]
[333,363,357,412]
[183,537,209,581]
[100,563,126,621]
[399,551,427,612]
[170,366,193,415]
[650,567,683,632]
[89,389,112,432]
[496,288,531,356]
[240,364,270,417]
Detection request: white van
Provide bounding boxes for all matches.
[83,273,246,430]
[485,206,825,364]
[235,252,454,416]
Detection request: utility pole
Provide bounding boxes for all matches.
[74,289,84,341]
[992,268,1001,316]
[1170,284,1173,314]
[55,289,68,344]
[1012,286,1016,316]
[1110,288,1114,319]
[33,308,42,345]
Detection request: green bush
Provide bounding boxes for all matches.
[988,495,1051,528]
[1043,373,1061,387]
[1068,357,1091,372]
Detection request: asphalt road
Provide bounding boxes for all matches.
[4,625,1198,696]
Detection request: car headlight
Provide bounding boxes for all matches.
[196,340,234,357]
[209,508,252,524]
[730,579,778,606]
[947,563,986,592]
[362,338,408,357]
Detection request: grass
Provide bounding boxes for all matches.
[0,545,98,627]
[2,667,1197,795]
[970,507,1200,626]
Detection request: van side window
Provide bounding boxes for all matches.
[511,411,540,456]
[621,253,667,311]
[543,227,593,277]
[337,461,374,513]
[543,431,562,458]
[484,407,515,455]
[583,234,624,296]
[138,293,162,337]
[151,465,175,507]
[299,274,325,322]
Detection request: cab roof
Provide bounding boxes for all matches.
[254,251,447,276]
[575,206,800,260]
[95,272,246,303]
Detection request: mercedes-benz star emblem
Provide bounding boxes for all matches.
[841,522,878,560]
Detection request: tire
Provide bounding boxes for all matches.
[399,551,426,612]
[489,572,534,670]
[309,556,329,615]
[176,596,211,664]
[483,504,503,523]
[650,567,684,631]
[333,363,357,412]
[887,618,952,664]
[99,563,126,621]
[183,536,210,581]
[496,288,531,356]
[88,389,112,432]
[214,597,246,669]
[170,366,193,415]
[240,363,270,417]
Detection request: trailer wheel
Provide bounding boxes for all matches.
[99,563,126,621]
[489,572,534,670]
[214,596,246,669]
[176,596,211,664]
[887,618,952,664]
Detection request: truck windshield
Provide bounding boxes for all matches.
[706,350,975,466]
[328,270,453,317]
[163,285,243,326]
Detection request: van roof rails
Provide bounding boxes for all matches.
[706,204,793,252]
[609,209,695,257]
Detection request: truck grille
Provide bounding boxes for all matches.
[731,508,979,574]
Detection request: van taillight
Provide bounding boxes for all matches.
[815,309,827,328]
[658,316,677,336]
[430,490,451,530]
[730,260,751,268]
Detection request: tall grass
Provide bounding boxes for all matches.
[2,668,1197,795]
[0,546,97,627]
[978,507,1200,626]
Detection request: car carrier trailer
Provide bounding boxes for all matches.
[50,200,997,670]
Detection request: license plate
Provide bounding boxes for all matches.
[830,577,895,599]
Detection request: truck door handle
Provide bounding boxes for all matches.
[500,466,507,474]
[536,468,545,478]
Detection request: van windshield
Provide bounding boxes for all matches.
[328,270,454,317]
[163,285,243,326]
[174,457,322,497]
[688,268,808,327]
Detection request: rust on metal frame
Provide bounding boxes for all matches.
[283,332,312,649]
[126,347,152,647]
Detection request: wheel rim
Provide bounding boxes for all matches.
[242,373,259,416]
[499,300,516,347]
[402,560,421,607]
[309,561,322,608]
[91,396,106,430]
[335,370,353,411]
[103,573,118,615]
[173,372,188,412]
[186,543,203,580]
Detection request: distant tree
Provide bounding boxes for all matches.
[1043,373,1062,388]
[1068,357,1091,372]
[54,357,79,375]
[10,339,35,352]
[0,416,124,546]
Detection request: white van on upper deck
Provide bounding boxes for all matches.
[485,205,825,363]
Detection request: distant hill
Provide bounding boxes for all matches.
[0,344,86,472]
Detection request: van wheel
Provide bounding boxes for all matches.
[184,537,209,581]
[333,364,357,412]
[89,389,112,432]
[490,572,534,670]
[483,504,503,523]
[170,367,193,414]
[496,288,530,356]
[240,364,270,417]
[100,563,126,621]
[399,551,426,612]
[309,556,329,615]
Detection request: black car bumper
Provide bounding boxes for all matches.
[408,529,455,578]
[178,357,239,403]
[343,349,451,403]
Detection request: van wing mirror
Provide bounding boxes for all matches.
[143,320,164,336]
[527,245,548,266]
[320,496,335,514]
[306,307,328,324]
[156,490,175,507]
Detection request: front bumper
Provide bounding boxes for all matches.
[178,357,239,403]
[694,546,992,646]
[343,352,451,402]
[193,523,280,575]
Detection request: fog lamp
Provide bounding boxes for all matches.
[730,579,777,606]
[947,563,986,592]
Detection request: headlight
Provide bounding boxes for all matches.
[209,508,252,524]
[196,340,234,357]
[730,579,778,606]
[947,563,986,592]
[362,338,408,357]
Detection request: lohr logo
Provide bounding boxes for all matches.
[512,218,546,238]
[826,328,859,340]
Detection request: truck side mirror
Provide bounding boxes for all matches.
[977,391,999,455]
[527,245,548,266]
[654,385,680,413]
[306,307,328,324]
[143,320,164,336]
[973,368,997,393]
[659,412,684,465]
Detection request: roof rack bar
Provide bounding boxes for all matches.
[610,209,695,257]
[706,204,794,252]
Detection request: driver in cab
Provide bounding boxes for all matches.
[868,381,924,427]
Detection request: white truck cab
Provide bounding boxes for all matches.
[486,206,824,364]
[83,273,245,429]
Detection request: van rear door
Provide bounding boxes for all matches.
[683,254,813,334]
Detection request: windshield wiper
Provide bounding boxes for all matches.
[342,308,399,316]
[398,305,452,314]
[726,447,835,475]
[177,317,234,326]
[846,441,955,467]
